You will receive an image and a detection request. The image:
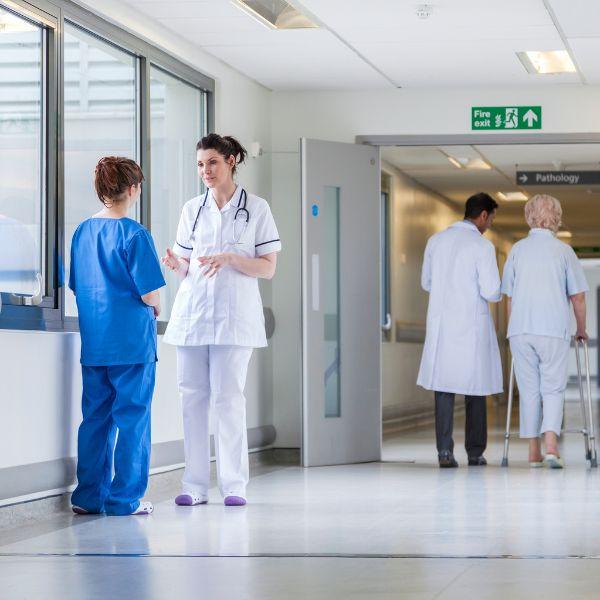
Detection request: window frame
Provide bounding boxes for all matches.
[147,63,207,334]
[0,0,61,330]
[0,0,214,332]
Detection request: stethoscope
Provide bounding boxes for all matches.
[188,188,249,245]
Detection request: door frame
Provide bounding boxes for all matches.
[350,131,600,432]
[356,133,600,146]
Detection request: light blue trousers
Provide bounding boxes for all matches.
[71,363,155,515]
[509,334,570,438]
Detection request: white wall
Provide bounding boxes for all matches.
[272,86,600,151]
[0,1,274,490]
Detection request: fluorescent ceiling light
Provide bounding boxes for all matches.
[447,156,463,169]
[557,231,572,238]
[496,191,528,202]
[465,158,492,170]
[447,155,491,170]
[517,50,577,75]
[231,0,318,30]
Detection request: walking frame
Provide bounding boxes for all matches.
[501,338,598,468]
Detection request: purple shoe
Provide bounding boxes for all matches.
[175,494,207,506]
[224,495,246,506]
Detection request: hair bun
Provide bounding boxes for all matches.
[94,156,144,207]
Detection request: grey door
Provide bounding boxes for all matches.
[301,138,381,467]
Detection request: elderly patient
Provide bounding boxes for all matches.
[501,194,588,468]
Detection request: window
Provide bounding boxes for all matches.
[0,0,213,331]
[0,8,44,301]
[63,22,138,317]
[381,190,391,341]
[150,66,205,320]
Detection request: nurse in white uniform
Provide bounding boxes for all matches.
[501,194,588,469]
[162,133,281,506]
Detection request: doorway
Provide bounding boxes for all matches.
[372,135,600,464]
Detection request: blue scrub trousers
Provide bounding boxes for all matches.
[71,362,155,515]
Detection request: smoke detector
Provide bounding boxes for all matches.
[416,4,433,19]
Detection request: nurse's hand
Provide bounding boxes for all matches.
[198,253,231,278]
[153,304,161,318]
[161,248,180,271]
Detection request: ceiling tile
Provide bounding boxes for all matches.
[202,35,391,89]
[129,1,240,19]
[354,38,577,86]
[547,0,600,37]
[569,38,600,84]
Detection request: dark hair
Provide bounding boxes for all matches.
[464,192,498,219]
[94,157,144,207]
[196,133,247,175]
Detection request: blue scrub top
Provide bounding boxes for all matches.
[69,217,166,366]
[501,228,589,340]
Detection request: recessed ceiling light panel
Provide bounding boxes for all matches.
[517,50,577,75]
[446,155,491,170]
[231,0,318,30]
[497,191,528,202]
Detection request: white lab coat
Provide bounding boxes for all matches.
[163,186,281,347]
[417,220,503,396]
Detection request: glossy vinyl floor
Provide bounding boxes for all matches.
[2,395,600,599]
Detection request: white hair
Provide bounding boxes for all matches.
[524,194,562,233]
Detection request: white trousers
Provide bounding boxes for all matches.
[176,345,253,498]
[509,334,570,438]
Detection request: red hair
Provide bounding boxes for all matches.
[94,157,144,206]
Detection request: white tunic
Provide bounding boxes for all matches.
[501,228,588,340]
[417,221,503,396]
[163,186,281,348]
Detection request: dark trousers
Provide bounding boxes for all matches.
[434,392,487,457]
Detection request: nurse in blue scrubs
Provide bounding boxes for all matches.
[69,157,165,516]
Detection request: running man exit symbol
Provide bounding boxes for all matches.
[505,108,518,128]
[471,106,542,130]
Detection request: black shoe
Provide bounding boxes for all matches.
[438,451,458,468]
[468,456,487,466]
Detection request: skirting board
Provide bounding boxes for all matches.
[0,424,276,505]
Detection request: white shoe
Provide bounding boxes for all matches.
[132,501,154,515]
[544,454,564,469]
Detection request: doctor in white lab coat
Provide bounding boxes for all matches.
[417,192,503,468]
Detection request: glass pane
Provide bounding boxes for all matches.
[63,23,137,317]
[0,8,43,297]
[323,186,340,418]
[380,191,391,340]
[150,66,204,320]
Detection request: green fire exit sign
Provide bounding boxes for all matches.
[471,106,542,130]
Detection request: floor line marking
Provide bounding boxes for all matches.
[1,552,600,560]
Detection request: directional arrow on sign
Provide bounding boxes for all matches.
[518,173,528,183]
[523,109,538,127]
